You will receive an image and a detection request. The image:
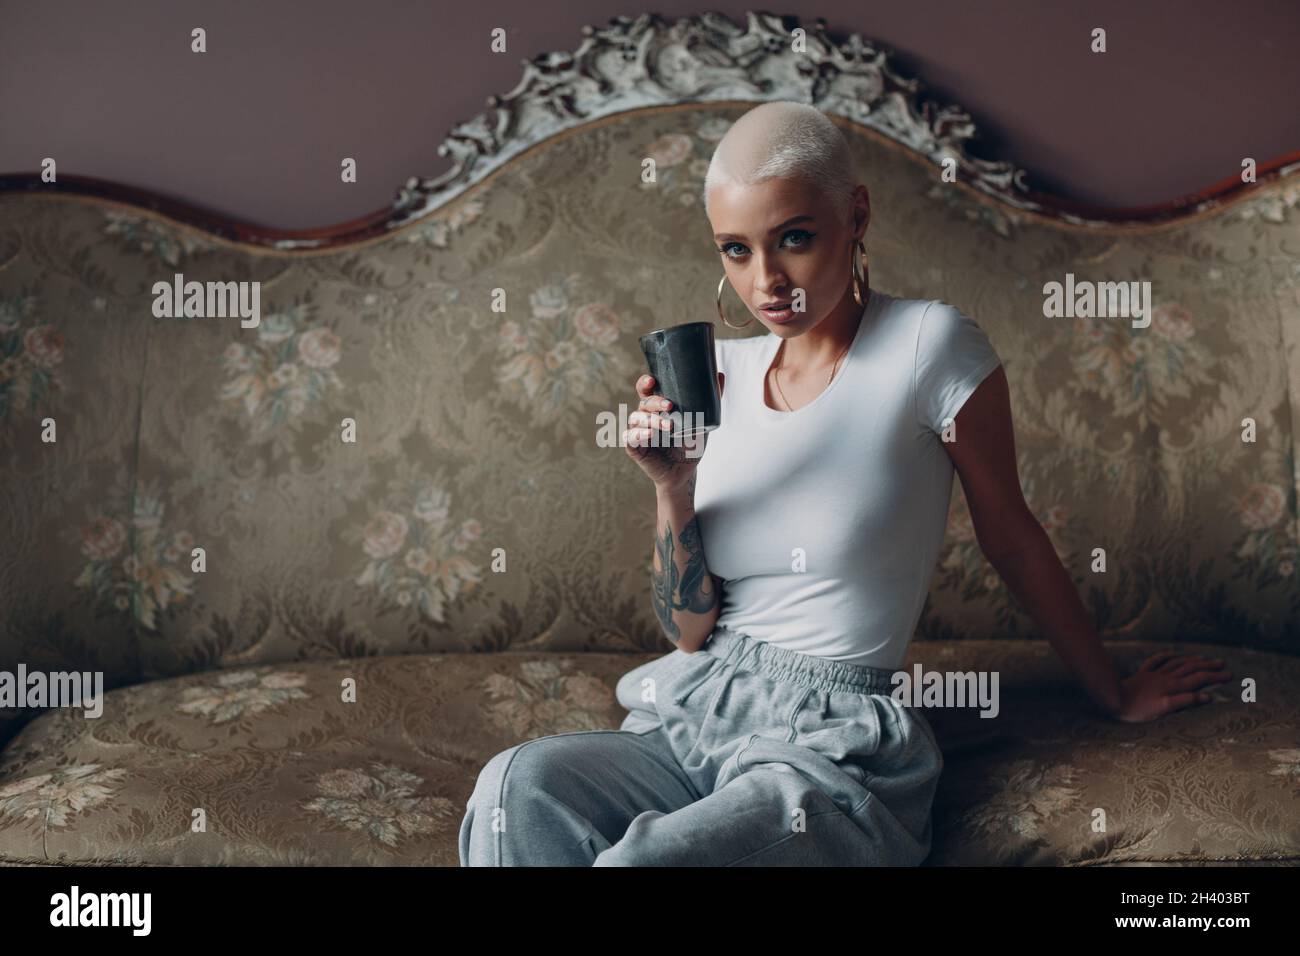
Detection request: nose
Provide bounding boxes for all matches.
[752,253,790,300]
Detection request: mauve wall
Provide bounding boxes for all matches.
[0,0,1297,229]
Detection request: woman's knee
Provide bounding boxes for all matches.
[467,735,599,813]
[463,735,618,866]
[460,742,547,864]
[467,742,528,808]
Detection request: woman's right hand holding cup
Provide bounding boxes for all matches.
[624,372,724,493]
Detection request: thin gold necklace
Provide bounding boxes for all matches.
[772,298,866,412]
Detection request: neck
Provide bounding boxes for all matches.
[779,286,870,370]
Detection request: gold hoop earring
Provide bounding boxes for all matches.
[716,274,754,329]
[852,240,868,307]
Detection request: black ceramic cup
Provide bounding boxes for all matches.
[638,321,722,444]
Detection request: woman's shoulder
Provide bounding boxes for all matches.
[875,291,933,324]
[880,295,983,345]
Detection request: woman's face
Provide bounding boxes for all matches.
[708,176,867,335]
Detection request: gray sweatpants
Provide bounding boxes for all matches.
[458,624,944,866]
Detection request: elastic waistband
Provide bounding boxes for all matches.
[703,624,897,696]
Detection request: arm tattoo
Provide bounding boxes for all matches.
[650,514,720,646]
[650,521,681,644]
[676,518,719,613]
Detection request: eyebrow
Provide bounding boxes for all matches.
[713,215,816,243]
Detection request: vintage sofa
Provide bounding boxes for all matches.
[2,14,1298,866]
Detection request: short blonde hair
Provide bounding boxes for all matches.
[703,102,857,227]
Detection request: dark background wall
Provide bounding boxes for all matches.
[2,0,1297,229]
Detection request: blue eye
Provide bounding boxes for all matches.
[718,229,815,260]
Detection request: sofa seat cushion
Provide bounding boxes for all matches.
[920,642,1300,865]
[0,641,1296,866]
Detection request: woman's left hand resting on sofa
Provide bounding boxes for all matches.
[1111,651,1234,723]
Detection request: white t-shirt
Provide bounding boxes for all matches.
[693,290,1003,669]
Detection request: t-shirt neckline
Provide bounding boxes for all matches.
[755,289,884,421]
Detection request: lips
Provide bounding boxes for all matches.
[760,301,795,323]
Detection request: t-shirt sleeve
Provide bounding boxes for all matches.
[913,300,1002,434]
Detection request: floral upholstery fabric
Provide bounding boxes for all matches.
[0,641,1296,866]
[1,103,1298,864]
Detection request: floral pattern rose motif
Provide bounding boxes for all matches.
[73,482,196,631]
[496,275,630,434]
[79,515,127,562]
[572,303,620,347]
[1238,483,1286,531]
[219,302,342,433]
[297,327,342,369]
[0,764,128,830]
[302,763,457,848]
[1069,302,1216,432]
[355,473,483,622]
[645,133,692,168]
[1150,303,1194,341]
[363,511,409,560]
[22,325,65,366]
[1232,483,1298,587]
[0,294,65,424]
[176,668,310,724]
[638,126,718,206]
[102,210,212,266]
[481,659,615,736]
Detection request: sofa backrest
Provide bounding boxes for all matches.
[3,101,1299,750]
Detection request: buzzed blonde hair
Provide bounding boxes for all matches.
[703,101,857,227]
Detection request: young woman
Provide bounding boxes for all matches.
[459,101,1232,867]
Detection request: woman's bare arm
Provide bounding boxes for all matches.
[650,474,723,654]
[942,366,1231,721]
[940,367,1124,714]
